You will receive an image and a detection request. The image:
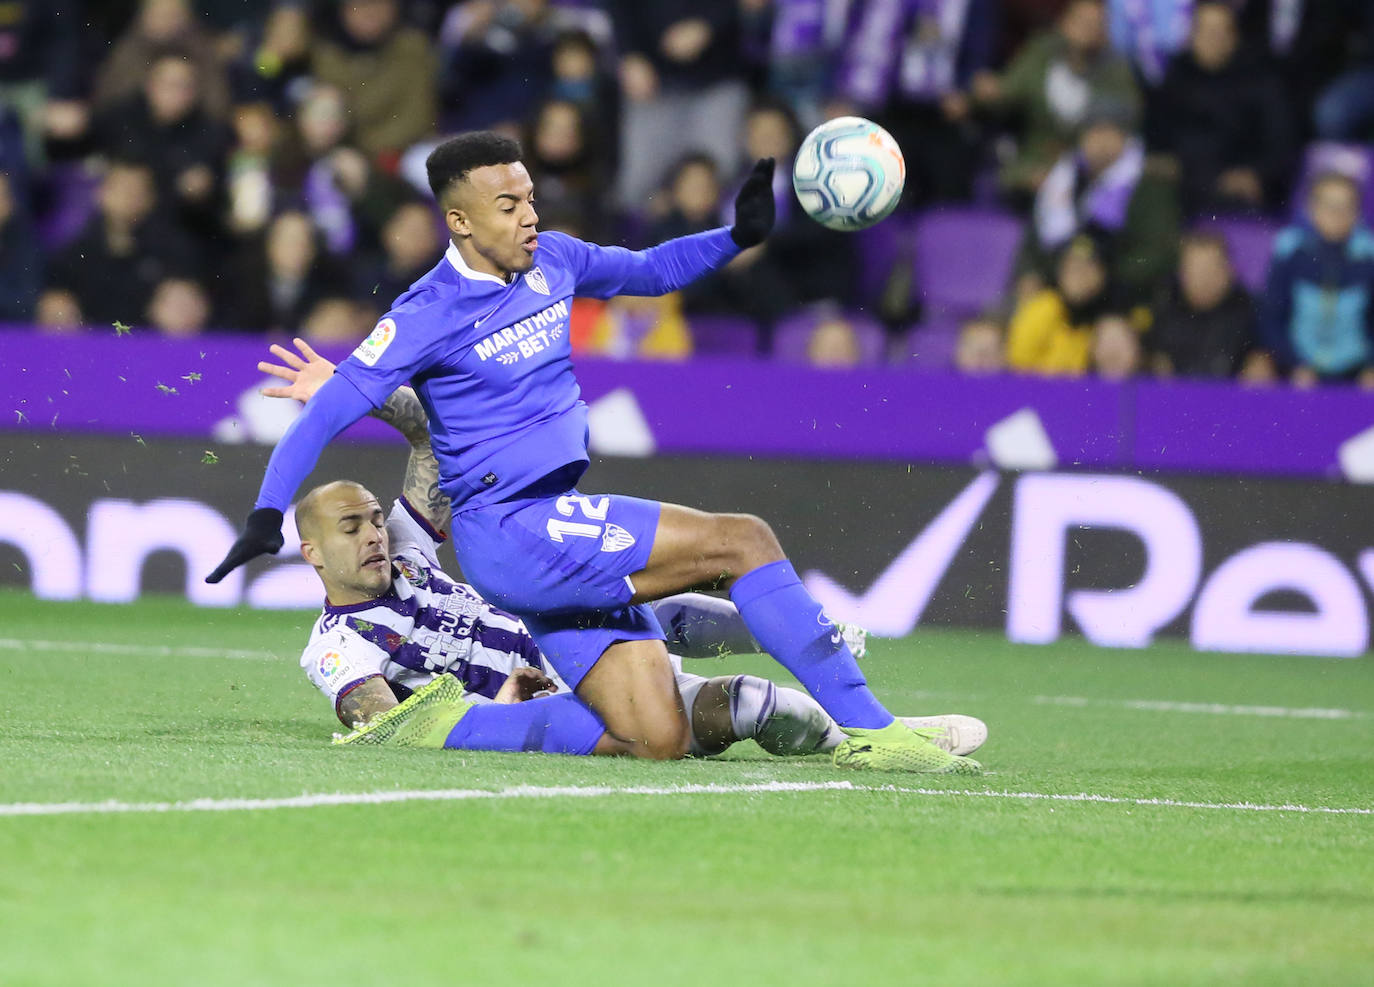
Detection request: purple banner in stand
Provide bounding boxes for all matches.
[4,326,1373,479]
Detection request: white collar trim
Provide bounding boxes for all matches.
[446,242,512,286]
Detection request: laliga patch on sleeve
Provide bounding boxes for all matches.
[353,318,397,366]
[316,649,350,687]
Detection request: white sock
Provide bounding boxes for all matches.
[732,677,839,757]
[652,593,759,658]
[674,671,715,757]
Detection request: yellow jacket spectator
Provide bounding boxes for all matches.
[312,0,437,162]
[1006,234,1110,375]
[1006,289,1094,375]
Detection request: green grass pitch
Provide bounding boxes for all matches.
[1,589,1371,985]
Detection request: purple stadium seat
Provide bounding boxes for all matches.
[904,315,963,370]
[772,309,889,365]
[35,163,100,251]
[686,313,762,357]
[1201,218,1279,293]
[912,207,1022,318]
[853,216,911,307]
[1290,142,1374,227]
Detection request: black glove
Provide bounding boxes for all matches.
[205,507,285,583]
[730,157,776,249]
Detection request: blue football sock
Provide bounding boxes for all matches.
[444,692,606,755]
[729,560,894,729]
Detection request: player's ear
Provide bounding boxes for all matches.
[300,539,323,568]
[446,205,470,239]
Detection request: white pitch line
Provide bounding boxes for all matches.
[1,781,1369,819]
[0,638,280,662]
[1031,694,1371,720]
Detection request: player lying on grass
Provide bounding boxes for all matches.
[210,132,980,774]
[265,339,988,758]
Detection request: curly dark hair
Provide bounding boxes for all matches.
[425,132,524,203]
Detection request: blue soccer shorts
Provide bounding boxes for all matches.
[453,490,666,689]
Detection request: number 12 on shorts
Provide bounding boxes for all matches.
[546,495,609,542]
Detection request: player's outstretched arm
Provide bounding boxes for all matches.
[259,339,452,535]
[566,158,776,299]
[206,363,374,583]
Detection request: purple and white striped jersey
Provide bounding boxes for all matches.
[300,499,571,716]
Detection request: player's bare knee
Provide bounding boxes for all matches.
[639,713,692,760]
[720,513,784,572]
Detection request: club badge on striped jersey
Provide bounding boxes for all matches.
[524,266,549,295]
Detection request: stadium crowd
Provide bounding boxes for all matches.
[1,0,1373,386]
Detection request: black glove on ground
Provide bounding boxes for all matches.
[205,507,285,583]
[730,157,776,248]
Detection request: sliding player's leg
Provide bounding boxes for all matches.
[632,503,889,728]
[677,670,834,757]
[652,591,867,660]
[678,669,989,759]
[334,674,644,755]
[633,504,980,774]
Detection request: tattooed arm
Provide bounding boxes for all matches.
[337,676,399,728]
[378,385,451,536]
[259,338,452,535]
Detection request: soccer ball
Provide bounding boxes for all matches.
[792,117,906,231]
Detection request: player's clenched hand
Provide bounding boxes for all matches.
[259,337,337,404]
[730,157,776,248]
[205,508,285,583]
[494,666,557,704]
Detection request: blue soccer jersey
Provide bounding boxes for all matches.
[254,228,739,514]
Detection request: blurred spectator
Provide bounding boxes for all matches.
[1015,97,1179,305]
[1238,0,1374,143]
[0,0,86,166]
[438,0,602,133]
[548,28,621,161]
[40,159,200,328]
[0,171,40,321]
[93,0,232,122]
[831,0,999,207]
[1000,0,1075,60]
[649,153,725,250]
[805,315,862,369]
[146,276,211,336]
[217,209,353,332]
[1106,0,1193,85]
[1148,2,1293,217]
[1007,233,1111,375]
[579,294,693,359]
[972,0,1141,202]
[610,1,750,210]
[276,82,412,255]
[1259,172,1374,388]
[1311,2,1374,142]
[1149,231,1266,379]
[354,199,442,308]
[301,297,373,344]
[35,288,82,332]
[226,101,281,235]
[749,0,849,128]
[522,99,608,239]
[954,316,1007,374]
[311,0,438,163]
[228,3,314,113]
[1091,311,1140,379]
[92,50,231,239]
